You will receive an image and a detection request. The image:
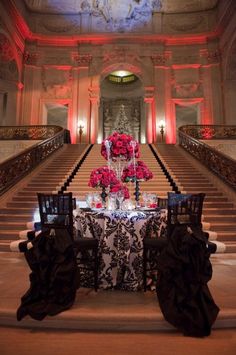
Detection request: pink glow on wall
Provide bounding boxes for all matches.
[165,108,176,144]
[144,98,154,143]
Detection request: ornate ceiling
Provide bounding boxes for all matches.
[8,0,218,36]
[22,1,219,15]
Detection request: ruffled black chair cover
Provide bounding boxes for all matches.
[156,225,219,337]
[17,229,80,321]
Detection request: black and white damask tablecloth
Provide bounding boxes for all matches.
[74,209,167,291]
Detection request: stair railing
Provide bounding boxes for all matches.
[0,125,67,195]
[179,125,236,190]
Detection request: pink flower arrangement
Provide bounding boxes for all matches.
[101,132,140,161]
[88,166,119,189]
[121,160,153,182]
[110,183,130,200]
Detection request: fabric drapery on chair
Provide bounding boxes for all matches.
[143,193,211,291]
[37,192,99,291]
[156,224,219,337]
[17,229,80,321]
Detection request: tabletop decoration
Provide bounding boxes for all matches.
[101,131,140,162]
[101,132,140,180]
[88,166,119,204]
[121,160,153,206]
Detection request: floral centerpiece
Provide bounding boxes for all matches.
[121,160,153,206]
[101,131,140,162]
[121,160,153,182]
[88,166,118,188]
[88,166,119,204]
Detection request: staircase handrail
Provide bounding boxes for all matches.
[179,125,236,190]
[0,125,66,195]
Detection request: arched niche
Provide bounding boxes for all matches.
[98,64,144,142]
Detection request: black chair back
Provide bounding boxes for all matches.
[37,192,74,240]
[167,192,205,237]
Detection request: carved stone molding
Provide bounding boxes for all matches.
[144,86,155,101]
[72,54,92,66]
[0,34,14,62]
[200,49,221,64]
[41,67,72,98]
[103,47,140,65]
[151,52,171,66]
[23,51,39,66]
[172,82,202,98]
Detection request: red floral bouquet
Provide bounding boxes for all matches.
[101,131,140,161]
[121,160,153,182]
[110,182,130,200]
[88,166,119,188]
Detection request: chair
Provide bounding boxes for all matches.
[166,192,205,237]
[37,192,75,241]
[143,192,205,291]
[37,192,99,291]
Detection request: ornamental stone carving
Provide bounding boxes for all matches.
[0,34,14,62]
[23,51,39,65]
[42,68,72,98]
[172,82,202,98]
[151,53,170,66]
[73,54,92,66]
[91,0,154,32]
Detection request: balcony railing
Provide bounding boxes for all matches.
[0,125,66,195]
[179,125,236,190]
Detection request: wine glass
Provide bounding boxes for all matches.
[116,190,124,210]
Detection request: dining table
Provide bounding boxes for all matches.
[74,207,167,291]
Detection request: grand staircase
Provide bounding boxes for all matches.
[0,142,236,253]
[0,144,88,251]
[154,144,236,253]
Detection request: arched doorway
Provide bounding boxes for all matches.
[99,68,144,142]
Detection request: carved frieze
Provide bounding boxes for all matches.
[0,34,14,62]
[42,67,72,98]
[0,61,18,81]
[103,47,140,67]
[151,52,171,66]
[23,51,39,65]
[72,54,92,66]
[172,82,203,98]
[200,49,221,64]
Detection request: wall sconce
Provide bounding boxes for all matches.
[159,120,165,142]
[78,121,84,143]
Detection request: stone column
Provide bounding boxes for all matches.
[74,55,92,143]
[71,67,80,143]
[152,52,171,143]
[16,82,24,125]
[21,51,41,125]
[89,87,99,144]
[200,49,224,124]
[144,87,155,144]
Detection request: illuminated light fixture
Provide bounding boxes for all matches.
[111,70,132,77]
[159,120,165,142]
[108,70,137,85]
[77,120,84,144]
